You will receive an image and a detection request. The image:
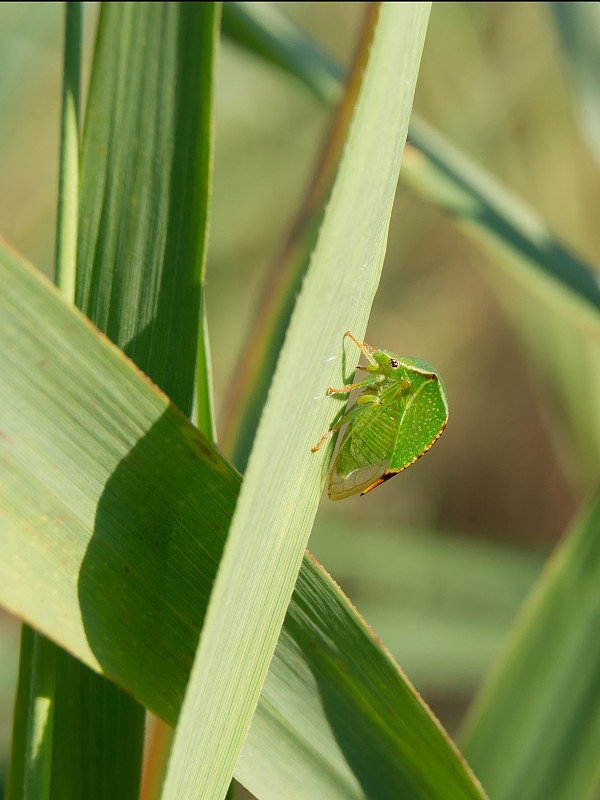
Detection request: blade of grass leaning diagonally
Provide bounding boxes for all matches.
[159,4,466,799]
[9,6,146,800]
[460,482,600,800]
[0,239,241,725]
[223,1,600,337]
[0,233,489,799]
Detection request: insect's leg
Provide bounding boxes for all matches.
[327,374,382,395]
[311,403,368,452]
[355,394,380,406]
[344,331,377,365]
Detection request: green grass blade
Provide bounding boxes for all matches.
[54,1,81,302]
[221,1,342,105]
[0,235,486,798]
[402,116,600,333]
[8,629,56,800]
[77,2,218,421]
[49,648,144,799]
[223,3,600,336]
[0,241,239,722]
[310,522,543,692]
[6,628,32,799]
[550,2,600,170]
[159,5,459,799]
[460,483,600,800]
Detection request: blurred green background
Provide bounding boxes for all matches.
[2,1,599,791]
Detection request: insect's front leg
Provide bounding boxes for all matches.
[327,374,383,396]
[343,331,377,365]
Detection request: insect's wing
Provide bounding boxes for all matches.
[328,455,391,500]
[389,375,448,472]
[327,403,395,500]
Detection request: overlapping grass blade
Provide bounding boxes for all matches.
[0,242,239,721]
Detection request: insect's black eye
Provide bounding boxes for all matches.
[389,358,399,369]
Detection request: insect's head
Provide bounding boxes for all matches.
[369,349,403,376]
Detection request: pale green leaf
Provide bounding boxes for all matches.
[0,242,239,716]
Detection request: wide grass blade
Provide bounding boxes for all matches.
[0,242,239,721]
[0,235,487,797]
[76,2,218,422]
[460,483,600,800]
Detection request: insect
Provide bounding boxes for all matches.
[313,331,449,500]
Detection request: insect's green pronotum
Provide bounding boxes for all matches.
[313,332,449,500]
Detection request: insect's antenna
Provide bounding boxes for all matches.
[344,331,377,365]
